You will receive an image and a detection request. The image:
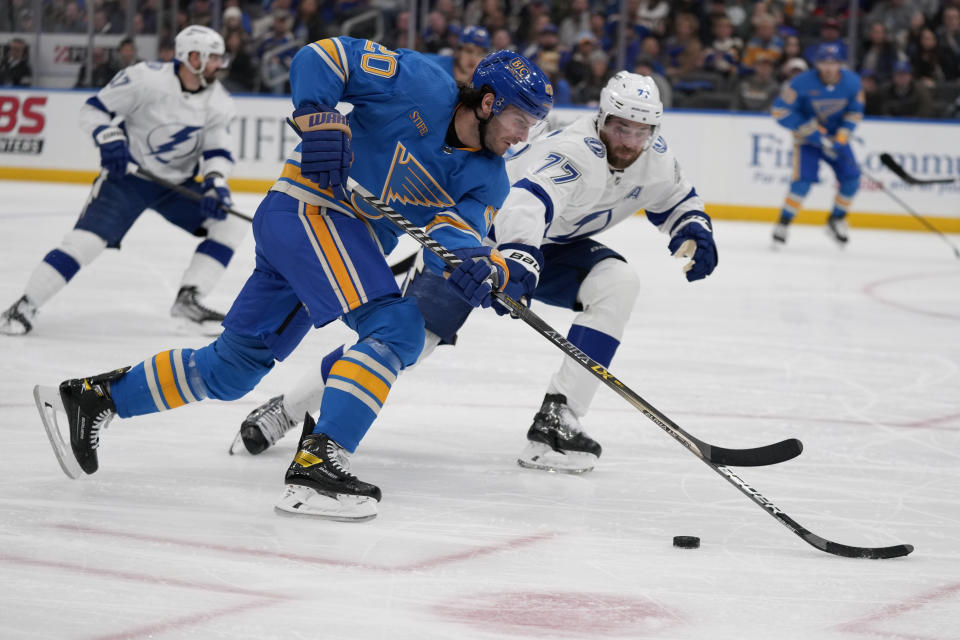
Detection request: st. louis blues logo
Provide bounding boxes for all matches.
[146,124,202,164]
[382,142,455,207]
[351,142,454,220]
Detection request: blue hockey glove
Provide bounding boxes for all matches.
[93,125,134,179]
[446,246,508,308]
[493,243,543,317]
[804,129,836,160]
[291,104,352,201]
[668,213,718,282]
[201,175,232,220]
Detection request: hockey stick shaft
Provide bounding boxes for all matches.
[880,153,957,185]
[859,168,960,259]
[346,178,799,468]
[348,179,915,559]
[131,167,254,223]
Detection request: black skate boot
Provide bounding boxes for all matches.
[230,395,298,455]
[826,216,849,246]
[0,294,37,335]
[517,393,602,474]
[170,286,224,333]
[60,368,126,475]
[275,415,381,521]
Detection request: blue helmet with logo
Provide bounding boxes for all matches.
[472,50,554,121]
[815,42,843,62]
[460,25,490,49]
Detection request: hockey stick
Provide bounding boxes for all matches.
[347,178,799,467]
[859,166,960,260]
[879,153,958,185]
[130,167,254,222]
[348,178,916,559]
[390,251,416,276]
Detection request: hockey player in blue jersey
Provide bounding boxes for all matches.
[0,26,246,336]
[770,42,864,247]
[34,39,553,522]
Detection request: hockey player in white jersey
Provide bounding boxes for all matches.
[0,25,246,336]
[233,71,718,474]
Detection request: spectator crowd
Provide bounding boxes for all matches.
[2,0,960,118]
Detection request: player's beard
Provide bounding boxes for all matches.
[600,130,643,170]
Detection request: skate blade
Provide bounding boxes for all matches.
[274,484,378,522]
[227,430,245,456]
[33,385,83,479]
[517,442,597,475]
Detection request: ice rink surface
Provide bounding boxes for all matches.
[1,181,959,640]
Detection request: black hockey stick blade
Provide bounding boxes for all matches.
[389,252,416,276]
[705,437,802,467]
[880,153,956,185]
[810,536,914,559]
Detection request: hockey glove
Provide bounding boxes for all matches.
[292,104,352,201]
[94,125,134,179]
[446,246,508,308]
[201,174,233,220]
[493,243,543,317]
[804,129,836,160]
[669,212,718,282]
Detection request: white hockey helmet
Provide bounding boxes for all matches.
[598,71,663,150]
[175,25,225,84]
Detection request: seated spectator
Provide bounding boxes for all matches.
[802,18,848,65]
[636,0,670,36]
[75,47,118,88]
[703,14,743,79]
[859,22,900,82]
[422,10,453,54]
[664,13,704,80]
[0,38,33,87]
[742,14,783,71]
[223,30,256,93]
[452,26,491,85]
[515,0,551,52]
[292,0,325,44]
[860,70,884,115]
[524,23,566,73]
[911,28,948,87]
[157,38,175,62]
[188,0,214,28]
[878,60,934,118]
[734,53,777,111]
[866,0,914,48]
[56,1,87,33]
[564,31,600,88]
[559,0,592,46]
[116,37,140,70]
[490,27,515,52]
[223,0,253,35]
[257,10,298,94]
[572,49,611,106]
[937,7,960,68]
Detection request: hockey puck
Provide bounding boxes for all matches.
[672,535,700,549]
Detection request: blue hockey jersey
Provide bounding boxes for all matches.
[771,68,864,141]
[270,37,509,258]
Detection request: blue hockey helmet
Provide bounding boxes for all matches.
[814,42,843,62]
[460,25,490,49]
[472,50,554,121]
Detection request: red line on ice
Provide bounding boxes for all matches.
[836,581,960,639]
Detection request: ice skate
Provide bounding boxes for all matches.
[229,395,298,455]
[826,217,849,246]
[34,368,127,478]
[170,286,224,335]
[517,393,602,474]
[275,415,381,521]
[771,223,789,249]
[1,295,37,335]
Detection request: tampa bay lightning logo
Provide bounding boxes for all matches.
[652,136,667,153]
[583,137,605,158]
[146,124,202,164]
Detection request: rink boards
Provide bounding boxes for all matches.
[1,88,958,232]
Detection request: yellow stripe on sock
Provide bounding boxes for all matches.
[153,350,186,409]
[328,359,390,405]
